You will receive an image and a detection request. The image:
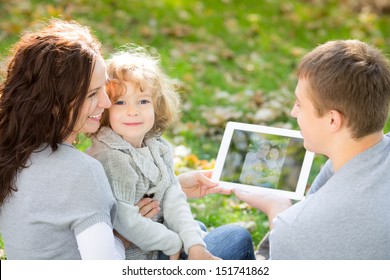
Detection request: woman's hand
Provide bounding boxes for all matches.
[178,170,232,199]
[137,197,161,218]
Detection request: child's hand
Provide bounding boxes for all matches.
[187,245,221,260]
[169,250,181,260]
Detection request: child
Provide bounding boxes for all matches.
[235,39,390,259]
[88,45,219,260]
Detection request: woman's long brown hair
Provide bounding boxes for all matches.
[0,19,102,206]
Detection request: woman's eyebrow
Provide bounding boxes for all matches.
[88,86,101,93]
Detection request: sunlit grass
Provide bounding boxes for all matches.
[1,0,390,256]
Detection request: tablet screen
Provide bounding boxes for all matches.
[212,122,314,200]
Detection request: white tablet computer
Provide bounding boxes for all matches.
[212,122,315,200]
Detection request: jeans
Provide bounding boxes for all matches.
[158,222,255,260]
[201,223,256,260]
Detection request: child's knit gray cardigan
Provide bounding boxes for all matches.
[88,127,205,260]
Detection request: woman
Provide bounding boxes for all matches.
[0,19,121,259]
[0,19,254,260]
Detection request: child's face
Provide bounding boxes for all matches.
[108,81,155,148]
[257,143,271,159]
[291,78,329,154]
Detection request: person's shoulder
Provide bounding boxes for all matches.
[55,143,106,174]
[379,132,390,154]
[88,134,110,157]
[146,136,174,164]
[58,142,94,160]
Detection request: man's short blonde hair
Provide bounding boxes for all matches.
[298,40,390,139]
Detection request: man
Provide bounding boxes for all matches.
[235,40,390,259]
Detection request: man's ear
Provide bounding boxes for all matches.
[328,110,344,132]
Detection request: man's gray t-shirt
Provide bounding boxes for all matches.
[0,143,117,259]
[270,133,390,259]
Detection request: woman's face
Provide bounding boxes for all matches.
[66,57,111,143]
[269,148,279,160]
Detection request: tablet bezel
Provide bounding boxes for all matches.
[211,121,315,200]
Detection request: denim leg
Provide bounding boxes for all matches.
[157,250,170,260]
[159,223,255,260]
[197,221,208,232]
[204,224,256,260]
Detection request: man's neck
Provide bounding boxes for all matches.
[329,131,383,172]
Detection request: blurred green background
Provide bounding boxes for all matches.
[1,0,390,258]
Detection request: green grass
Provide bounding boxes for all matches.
[1,0,390,257]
